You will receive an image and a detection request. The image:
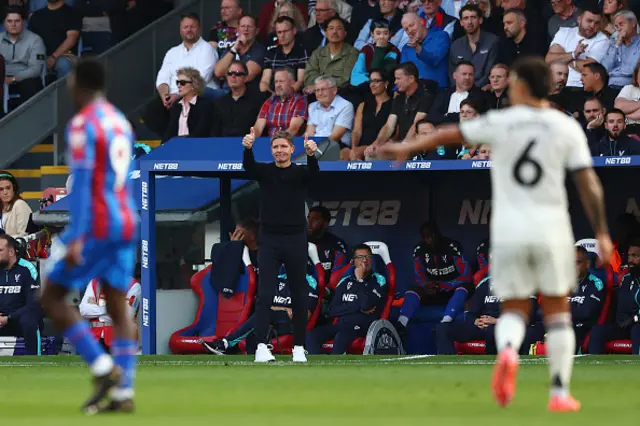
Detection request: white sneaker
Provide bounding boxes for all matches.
[292,346,308,363]
[254,343,275,363]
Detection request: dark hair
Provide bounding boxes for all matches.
[415,117,435,132]
[275,15,296,28]
[370,19,390,33]
[629,238,640,249]
[3,5,26,21]
[579,6,603,16]
[460,98,483,114]
[419,220,440,235]
[309,205,331,223]
[605,108,626,120]
[240,14,258,26]
[583,96,603,108]
[504,7,526,21]
[325,15,348,31]
[369,68,390,81]
[0,171,22,212]
[180,12,201,24]
[352,243,373,257]
[455,60,475,71]
[576,245,590,258]
[274,66,296,80]
[73,58,106,92]
[271,130,294,146]
[460,3,482,18]
[395,62,419,81]
[228,59,248,75]
[238,217,259,235]
[0,235,18,255]
[584,62,609,86]
[510,56,552,100]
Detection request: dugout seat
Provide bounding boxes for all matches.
[238,243,327,355]
[453,267,491,355]
[168,246,257,354]
[321,241,396,354]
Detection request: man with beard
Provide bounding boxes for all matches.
[588,241,640,354]
[548,61,576,113]
[307,206,348,286]
[591,109,640,156]
[396,221,472,334]
[582,96,606,149]
[498,8,548,66]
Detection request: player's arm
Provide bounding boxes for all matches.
[305,274,320,313]
[440,250,472,291]
[79,282,106,318]
[331,240,349,273]
[413,245,429,286]
[359,274,387,312]
[380,124,465,160]
[466,278,488,322]
[9,268,40,320]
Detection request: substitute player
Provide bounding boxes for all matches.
[40,59,138,414]
[381,56,613,412]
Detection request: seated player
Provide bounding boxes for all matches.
[306,244,388,354]
[307,206,348,286]
[79,278,141,351]
[588,241,640,354]
[570,246,605,350]
[397,221,472,333]
[201,270,318,354]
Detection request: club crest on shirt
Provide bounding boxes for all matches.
[14,274,20,283]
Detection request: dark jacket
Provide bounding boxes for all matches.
[570,273,605,327]
[163,96,213,142]
[0,258,40,320]
[615,272,640,328]
[428,87,486,125]
[327,272,387,318]
[590,135,640,157]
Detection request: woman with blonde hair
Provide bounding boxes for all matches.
[163,67,213,141]
[0,172,32,237]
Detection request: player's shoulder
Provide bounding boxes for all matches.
[413,243,424,256]
[444,239,464,256]
[16,259,38,281]
[587,273,604,291]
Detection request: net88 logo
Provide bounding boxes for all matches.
[312,201,401,226]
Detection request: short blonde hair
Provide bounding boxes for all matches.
[176,67,206,96]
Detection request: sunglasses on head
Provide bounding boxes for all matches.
[176,79,192,86]
[227,71,247,77]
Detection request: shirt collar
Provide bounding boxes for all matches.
[182,96,197,107]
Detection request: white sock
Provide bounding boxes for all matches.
[495,312,526,353]
[544,312,575,398]
[90,354,114,377]
[110,387,135,401]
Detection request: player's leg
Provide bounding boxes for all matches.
[16,313,40,355]
[436,320,483,355]
[254,236,282,362]
[586,323,625,354]
[330,321,367,355]
[281,233,309,357]
[305,323,340,354]
[397,286,429,329]
[203,314,258,354]
[442,287,470,323]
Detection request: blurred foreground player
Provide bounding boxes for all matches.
[41,59,138,414]
[381,56,613,412]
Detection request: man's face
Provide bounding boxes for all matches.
[476,144,490,159]
[417,122,435,136]
[180,17,200,43]
[423,0,442,15]
[551,64,569,90]
[0,240,14,269]
[460,104,479,121]
[461,10,481,34]
[315,0,336,24]
[614,15,635,38]
[575,249,590,278]
[578,11,601,39]
[226,64,247,89]
[315,79,337,106]
[583,99,604,123]
[489,67,509,92]
[274,70,293,97]
[0,180,14,204]
[401,16,425,41]
[325,19,346,43]
[394,69,413,92]
[4,13,24,36]
[307,211,328,236]
[551,0,571,16]
[420,226,439,249]
[628,246,640,267]
[352,248,374,274]
[454,65,475,91]
[605,113,626,138]
[503,12,523,39]
[221,0,241,22]
[271,138,294,164]
[580,68,599,92]
[379,0,398,15]
[275,21,296,45]
[238,16,256,41]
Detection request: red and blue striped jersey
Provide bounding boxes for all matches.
[61,98,137,244]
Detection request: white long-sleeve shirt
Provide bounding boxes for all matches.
[79,279,141,323]
[155,36,219,94]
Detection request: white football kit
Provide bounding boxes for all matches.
[459,106,594,299]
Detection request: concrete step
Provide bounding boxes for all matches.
[6,169,41,193]
[9,145,55,170]
[41,166,70,191]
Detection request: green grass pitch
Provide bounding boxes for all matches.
[1,355,638,425]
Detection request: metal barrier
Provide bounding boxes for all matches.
[0,0,258,169]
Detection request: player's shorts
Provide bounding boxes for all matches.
[491,240,576,300]
[46,238,136,292]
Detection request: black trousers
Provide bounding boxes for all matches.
[255,231,308,346]
[0,315,39,355]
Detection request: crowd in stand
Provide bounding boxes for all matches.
[145,0,640,160]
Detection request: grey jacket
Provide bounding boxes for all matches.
[0,30,45,81]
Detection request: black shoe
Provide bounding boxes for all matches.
[94,399,135,414]
[81,366,122,415]
[202,339,227,355]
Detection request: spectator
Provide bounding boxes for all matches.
[548,60,576,113]
[591,109,640,155]
[354,0,405,50]
[582,96,607,148]
[397,0,457,42]
[208,0,243,56]
[0,172,32,237]
[546,8,609,90]
[0,7,45,107]
[548,0,579,40]
[212,61,265,137]
[497,0,547,41]
[146,13,218,137]
[601,0,627,37]
[350,20,400,87]
[601,10,640,91]
[396,221,472,333]
[307,205,348,287]
[400,12,450,90]
[214,15,266,91]
[229,217,260,268]
[309,0,352,27]
[26,0,80,80]
[485,63,510,110]
[306,243,388,355]
[449,4,499,89]
[306,76,354,159]
[304,0,337,52]
[570,246,605,351]
[254,67,308,136]
[498,8,547,65]
[410,118,457,159]
[451,0,502,40]
[258,0,308,43]
[350,69,393,160]
[350,0,381,49]
[264,1,308,50]
[0,235,41,355]
[457,98,485,158]
[163,67,214,142]
[614,63,640,133]
[260,16,308,94]
[365,62,434,159]
[581,62,617,111]
[588,241,640,355]
[613,213,640,269]
[429,60,484,124]
[303,16,359,94]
